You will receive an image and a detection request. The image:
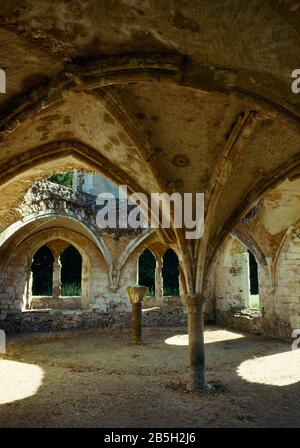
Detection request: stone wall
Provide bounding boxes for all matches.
[31,296,82,310]
[205,230,299,341]
[143,295,183,308]
[216,309,263,336]
[0,227,131,314]
[204,236,251,315]
[0,306,187,334]
[268,225,300,334]
[0,180,158,317]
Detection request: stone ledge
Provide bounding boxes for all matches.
[0,306,188,334]
[216,310,293,341]
[217,310,263,336]
[31,296,82,310]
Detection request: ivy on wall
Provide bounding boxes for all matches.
[48,172,73,188]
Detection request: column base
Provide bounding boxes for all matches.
[182,293,209,392]
[187,377,214,392]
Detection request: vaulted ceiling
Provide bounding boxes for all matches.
[0,0,299,292]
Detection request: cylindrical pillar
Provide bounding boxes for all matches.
[131,302,142,344]
[126,286,148,344]
[155,258,163,305]
[183,293,211,391]
[26,271,33,310]
[52,255,61,300]
[179,265,187,296]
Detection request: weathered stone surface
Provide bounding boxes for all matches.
[216,310,263,337]
[205,209,300,341]
[0,306,187,334]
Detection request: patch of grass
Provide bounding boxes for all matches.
[249,294,260,309]
[61,283,81,297]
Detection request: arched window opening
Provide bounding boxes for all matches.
[162,249,179,296]
[248,250,259,309]
[138,249,156,296]
[60,245,82,296]
[31,245,54,296]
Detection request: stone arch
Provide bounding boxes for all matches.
[206,159,300,274]
[0,226,109,312]
[272,222,300,331]
[138,248,156,296]
[231,229,269,278]
[28,230,95,310]
[60,245,82,297]
[110,229,155,291]
[162,248,180,297]
[0,140,144,198]
[272,226,294,288]
[205,234,261,314]
[0,7,300,393]
[0,96,299,302]
[1,73,299,300]
[31,244,54,297]
[0,210,112,273]
[248,250,259,296]
[2,53,300,143]
[118,229,155,272]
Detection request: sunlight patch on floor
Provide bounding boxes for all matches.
[237,350,300,386]
[164,330,244,346]
[0,360,44,404]
[164,334,188,346]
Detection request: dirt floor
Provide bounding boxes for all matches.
[0,325,299,428]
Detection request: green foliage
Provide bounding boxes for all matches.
[48,172,73,188]
[61,246,82,294]
[32,244,82,298]
[61,282,81,297]
[138,248,180,297]
[249,294,260,310]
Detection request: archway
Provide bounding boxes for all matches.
[138,249,156,296]
[162,249,179,296]
[0,21,299,396]
[248,250,260,309]
[31,245,54,297]
[60,245,82,297]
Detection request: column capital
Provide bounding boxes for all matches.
[182,293,205,306]
[47,241,68,259]
[126,285,148,304]
[156,257,163,267]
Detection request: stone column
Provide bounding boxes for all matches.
[52,255,62,300]
[126,286,148,344]
[179,265,187,296]
[26,271,33,310]
[183,293,211,391]
[155,258,163,304]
